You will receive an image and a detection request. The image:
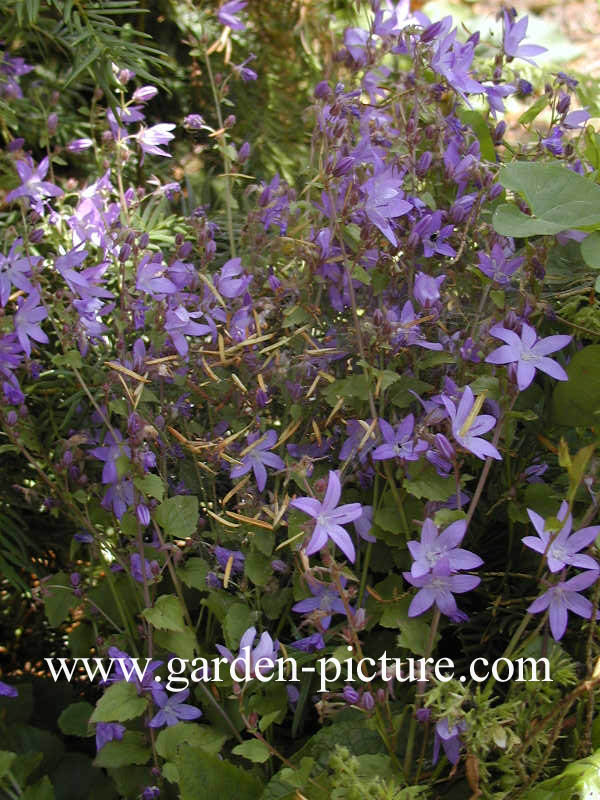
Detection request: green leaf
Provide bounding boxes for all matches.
[374,507,402,535]
[581,232,600,269]
[21,776,54,800]
[90,681,148,723]
[180,558,210,590]
[458,109,495,161]
[494,162,600,237]
[134,474,165,501]
[94,732,151,768]
[224,603,256,648]
[57,702,94,737]
[156,723,227,761]
[154,628,198,661]
[522,747,600,799]
[518,95,549,125]
[44,572,75,628]
[176,747,263,800]
[142,594,185,632]
[403,463,456,502]
[155,496,198,538]
[553,345,600,426]
[244,550,272,586]
[232,739,271,763]
[0,751,16,780]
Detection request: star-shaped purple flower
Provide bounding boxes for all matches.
[433,717,467,765]
[5,156,63,213]
[523,501,600,573]
[14,289,48,357]
[290,471,362,562]
[216,626,279,680]
[503,11,547,65]
[148,689,202,728]
[217,0,247,30]
[372,414,428,463]
[527,570,600,641]
[292,576,347,630]
[362,166,412,247]
[96,722,125,752]
[441,386,501,461]
[0,238,38,307]
[230,429,285,491]
[485,323,571,391]
[477,243,524,285]
[165,305,212,357]
[404,558,480,621]
[408,518,483,578]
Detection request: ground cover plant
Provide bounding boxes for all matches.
[3,1,600,798]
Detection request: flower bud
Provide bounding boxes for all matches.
[132,85,158,103]
[47,113,58,135]
[136,504,151,527]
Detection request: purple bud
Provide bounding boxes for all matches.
[179,241,193,258]
[238,141,251,162]
[224,114,236,128]
[421,20,443,42]
[184,114,205,130]
[136,504,151,527]
[314,80,331,99]
[67,137,95,153]
[557,93,571,115]
[8,138,25,152]
[139,233,150,249]
[493,121,506,144]
[488,183,503,200]
[332,156,354,177]
[132,85,158,103]
[271,559,288,573]
[343,685,360,704]
[70,572,81,588]
[5,410,17,426]
[361,691,375,711]
[517,79,533,96]
[119,243,131,262]
[47,113,59,135]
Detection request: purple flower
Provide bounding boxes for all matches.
[503,11,547,64]
[431,25,484,100]
[477,243,524,285]
[132,85,158,103]
[372,415,428,463]
[216,258,252,298]
[67,138,94,153]
[14,289,49,357]
[216,626,279,679]
[130,553,159,583]
[214,546,245,574]
[485,323,571,391]
[89,432,131,484]
[442,386,501,461]
[101,478,134,519]
[136,124,175,159]
[290,471,362,562]
[5,156,63,213]
[0,681,18,698]
[0,238,38,306]
[96,722,125,752]
[362,167,412,247]
[184,114,205,130]
[564,109,590,129]
[528,571,600,641]
[404,558,480,621]
[433,718,467,765]
[523,502,600,573]
[413,272,445,308]
[290,633,325,652]
[217,0,247,30]
[165,306,211,357]
[136,255,177,296]
[354,505,376,543]
[292,577,347,630]
[108,646,164,702]
[230,429,285,492]
[542,127,564,156]
[149,689,202,728]
[408,518,482,578]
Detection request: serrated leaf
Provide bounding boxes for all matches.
[155,496,198,538]
[176,747,263,800]
[494,162,600,237]
[134,474,165,501]
[94,731,151,768]
[232,739,271,763]
[90,681,148,723]
[156,723,227,761]
[58,702,94,737]
[180,558,210,590]
[142,594,185,632]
